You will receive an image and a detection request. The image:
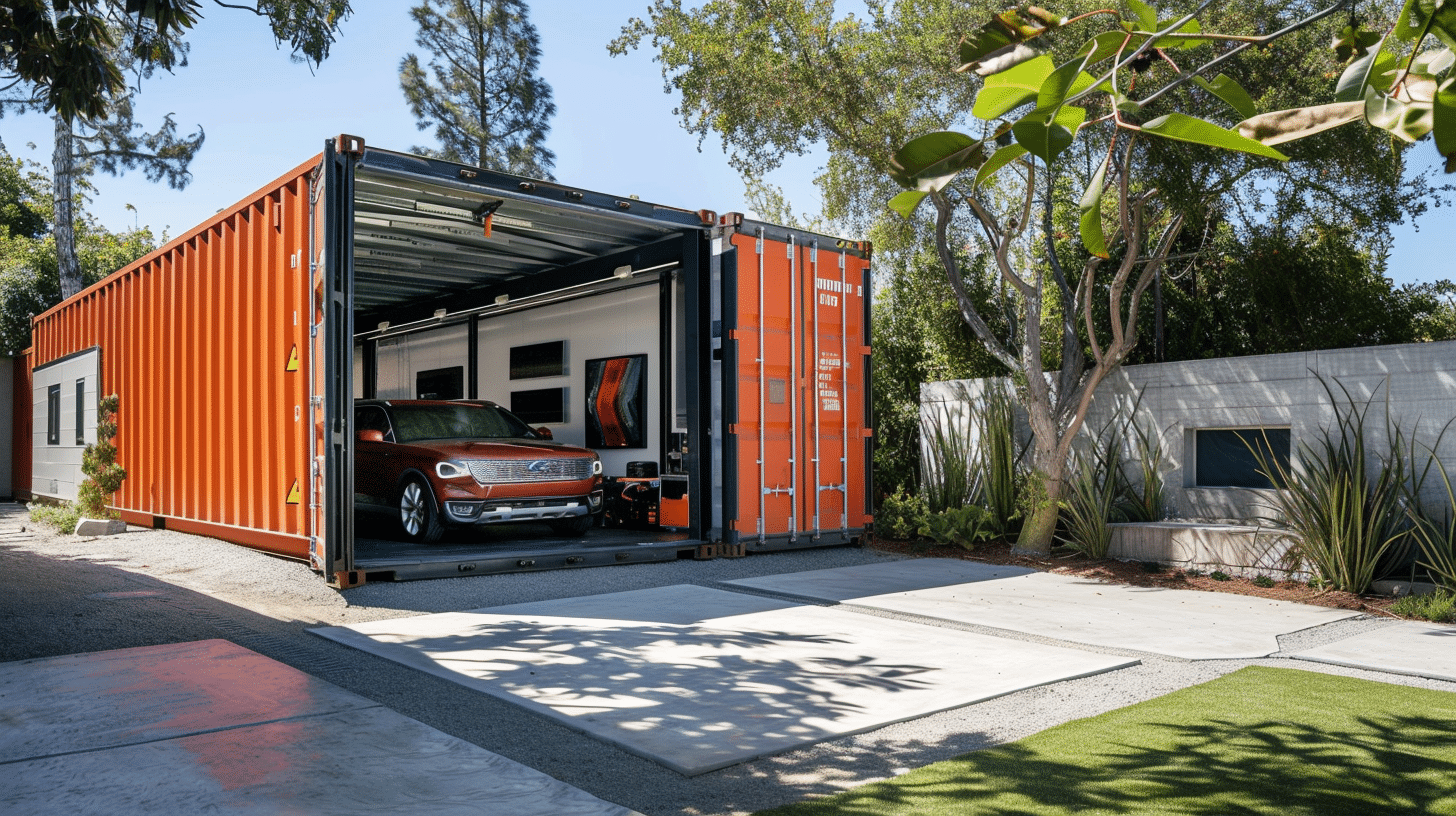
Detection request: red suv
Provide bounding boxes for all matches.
[354,400,603,543]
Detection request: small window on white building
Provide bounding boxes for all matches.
[46,384,60,446]
[75,378,86,445]
[1194,428,1290,489]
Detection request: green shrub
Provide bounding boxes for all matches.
[918,505,995,550]
[1252,575,1276,588]
[1390,591,1456,623]
[1256,378,1420,594]
[877,487,929,541]
[920,396,975,514]
[976,382,1021,537]
[1211,570,1232,581]
[1407,456,1456,593]
[1057,450,1117,558]
[922,382,1024,534]
[1117,412,1168,522]
[77,393,126,519]
[29,502,80,534]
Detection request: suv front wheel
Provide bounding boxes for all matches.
[399,476,445,544]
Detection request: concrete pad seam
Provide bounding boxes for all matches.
[0,705,387,768]
[699,581,840,607]
[833,602,1190,663]
[1288,654,1456,684]
[696,579,1177,661]
[1268,614,1395,656]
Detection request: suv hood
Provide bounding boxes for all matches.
[405,439,594,459]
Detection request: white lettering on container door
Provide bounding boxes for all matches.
[818,351,842,412]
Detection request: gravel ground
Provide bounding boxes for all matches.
[3,503,1454,816]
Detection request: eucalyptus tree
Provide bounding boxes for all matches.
[3,59,203,298]
[0,145,157,354]
[1,1,353,124]
[887,0,1456,553]
[400,0,556,178]
[1,0,352,298]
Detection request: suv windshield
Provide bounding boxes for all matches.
[390,403,536,443]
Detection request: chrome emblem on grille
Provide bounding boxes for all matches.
[527,460,551,473]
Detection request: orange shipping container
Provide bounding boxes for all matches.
[31,159,315,559]
[27,138,871,583]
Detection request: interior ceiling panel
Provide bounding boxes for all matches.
[351,159,692,318]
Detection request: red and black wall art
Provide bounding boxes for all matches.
[586,354,646,448]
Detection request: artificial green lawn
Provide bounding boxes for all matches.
[756,667,1456,816]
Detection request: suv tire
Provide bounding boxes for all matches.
[399,476,445,544]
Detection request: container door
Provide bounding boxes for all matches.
[722,228,792,547]
[801,241,872,542]
[307,137,358,579]
[721,228,871,549]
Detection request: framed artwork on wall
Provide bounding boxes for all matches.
[415,366,464,400]
[510,340,566,379]
[585,354,647,448]
[511,387,567,424]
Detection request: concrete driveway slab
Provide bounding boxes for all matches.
[1292,621,1456,682]
[0,640,637,816]
[311,585,1136,776]
[727,560,1360,660]
[0,639,361,763]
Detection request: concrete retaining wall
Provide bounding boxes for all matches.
[1107,522,1300,579]
[923,340,1456,524]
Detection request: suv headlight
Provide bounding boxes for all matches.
[592,457,603,476]
[436,460,471,479]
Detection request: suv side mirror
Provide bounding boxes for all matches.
[535,426,553,440]
[358,429,385,443]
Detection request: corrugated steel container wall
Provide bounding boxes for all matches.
[30,159,318,558]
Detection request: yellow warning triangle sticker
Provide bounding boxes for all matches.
[286,345,300,372]
[285,480,301,505]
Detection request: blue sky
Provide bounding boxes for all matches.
[1,1,1449,286]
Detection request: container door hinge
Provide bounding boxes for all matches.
[335,134,365,156]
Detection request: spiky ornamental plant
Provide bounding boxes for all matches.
[77,393,125,520]
[888,0,1456,555]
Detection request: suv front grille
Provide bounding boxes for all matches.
[468,458,593,484]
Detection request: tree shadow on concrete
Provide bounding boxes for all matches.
[319,613,964,775]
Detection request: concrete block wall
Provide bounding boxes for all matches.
[922,340,1456,523]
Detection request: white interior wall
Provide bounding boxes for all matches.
[923,341,1456,522]
[374,324,471,400]
[32,348,100,502]
[477,285,660,476]
[356,285,662,477]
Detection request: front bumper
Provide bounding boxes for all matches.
[443,490,604,525]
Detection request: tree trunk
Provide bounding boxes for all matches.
[52,117,83,299]
[1013,420,1068,556]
